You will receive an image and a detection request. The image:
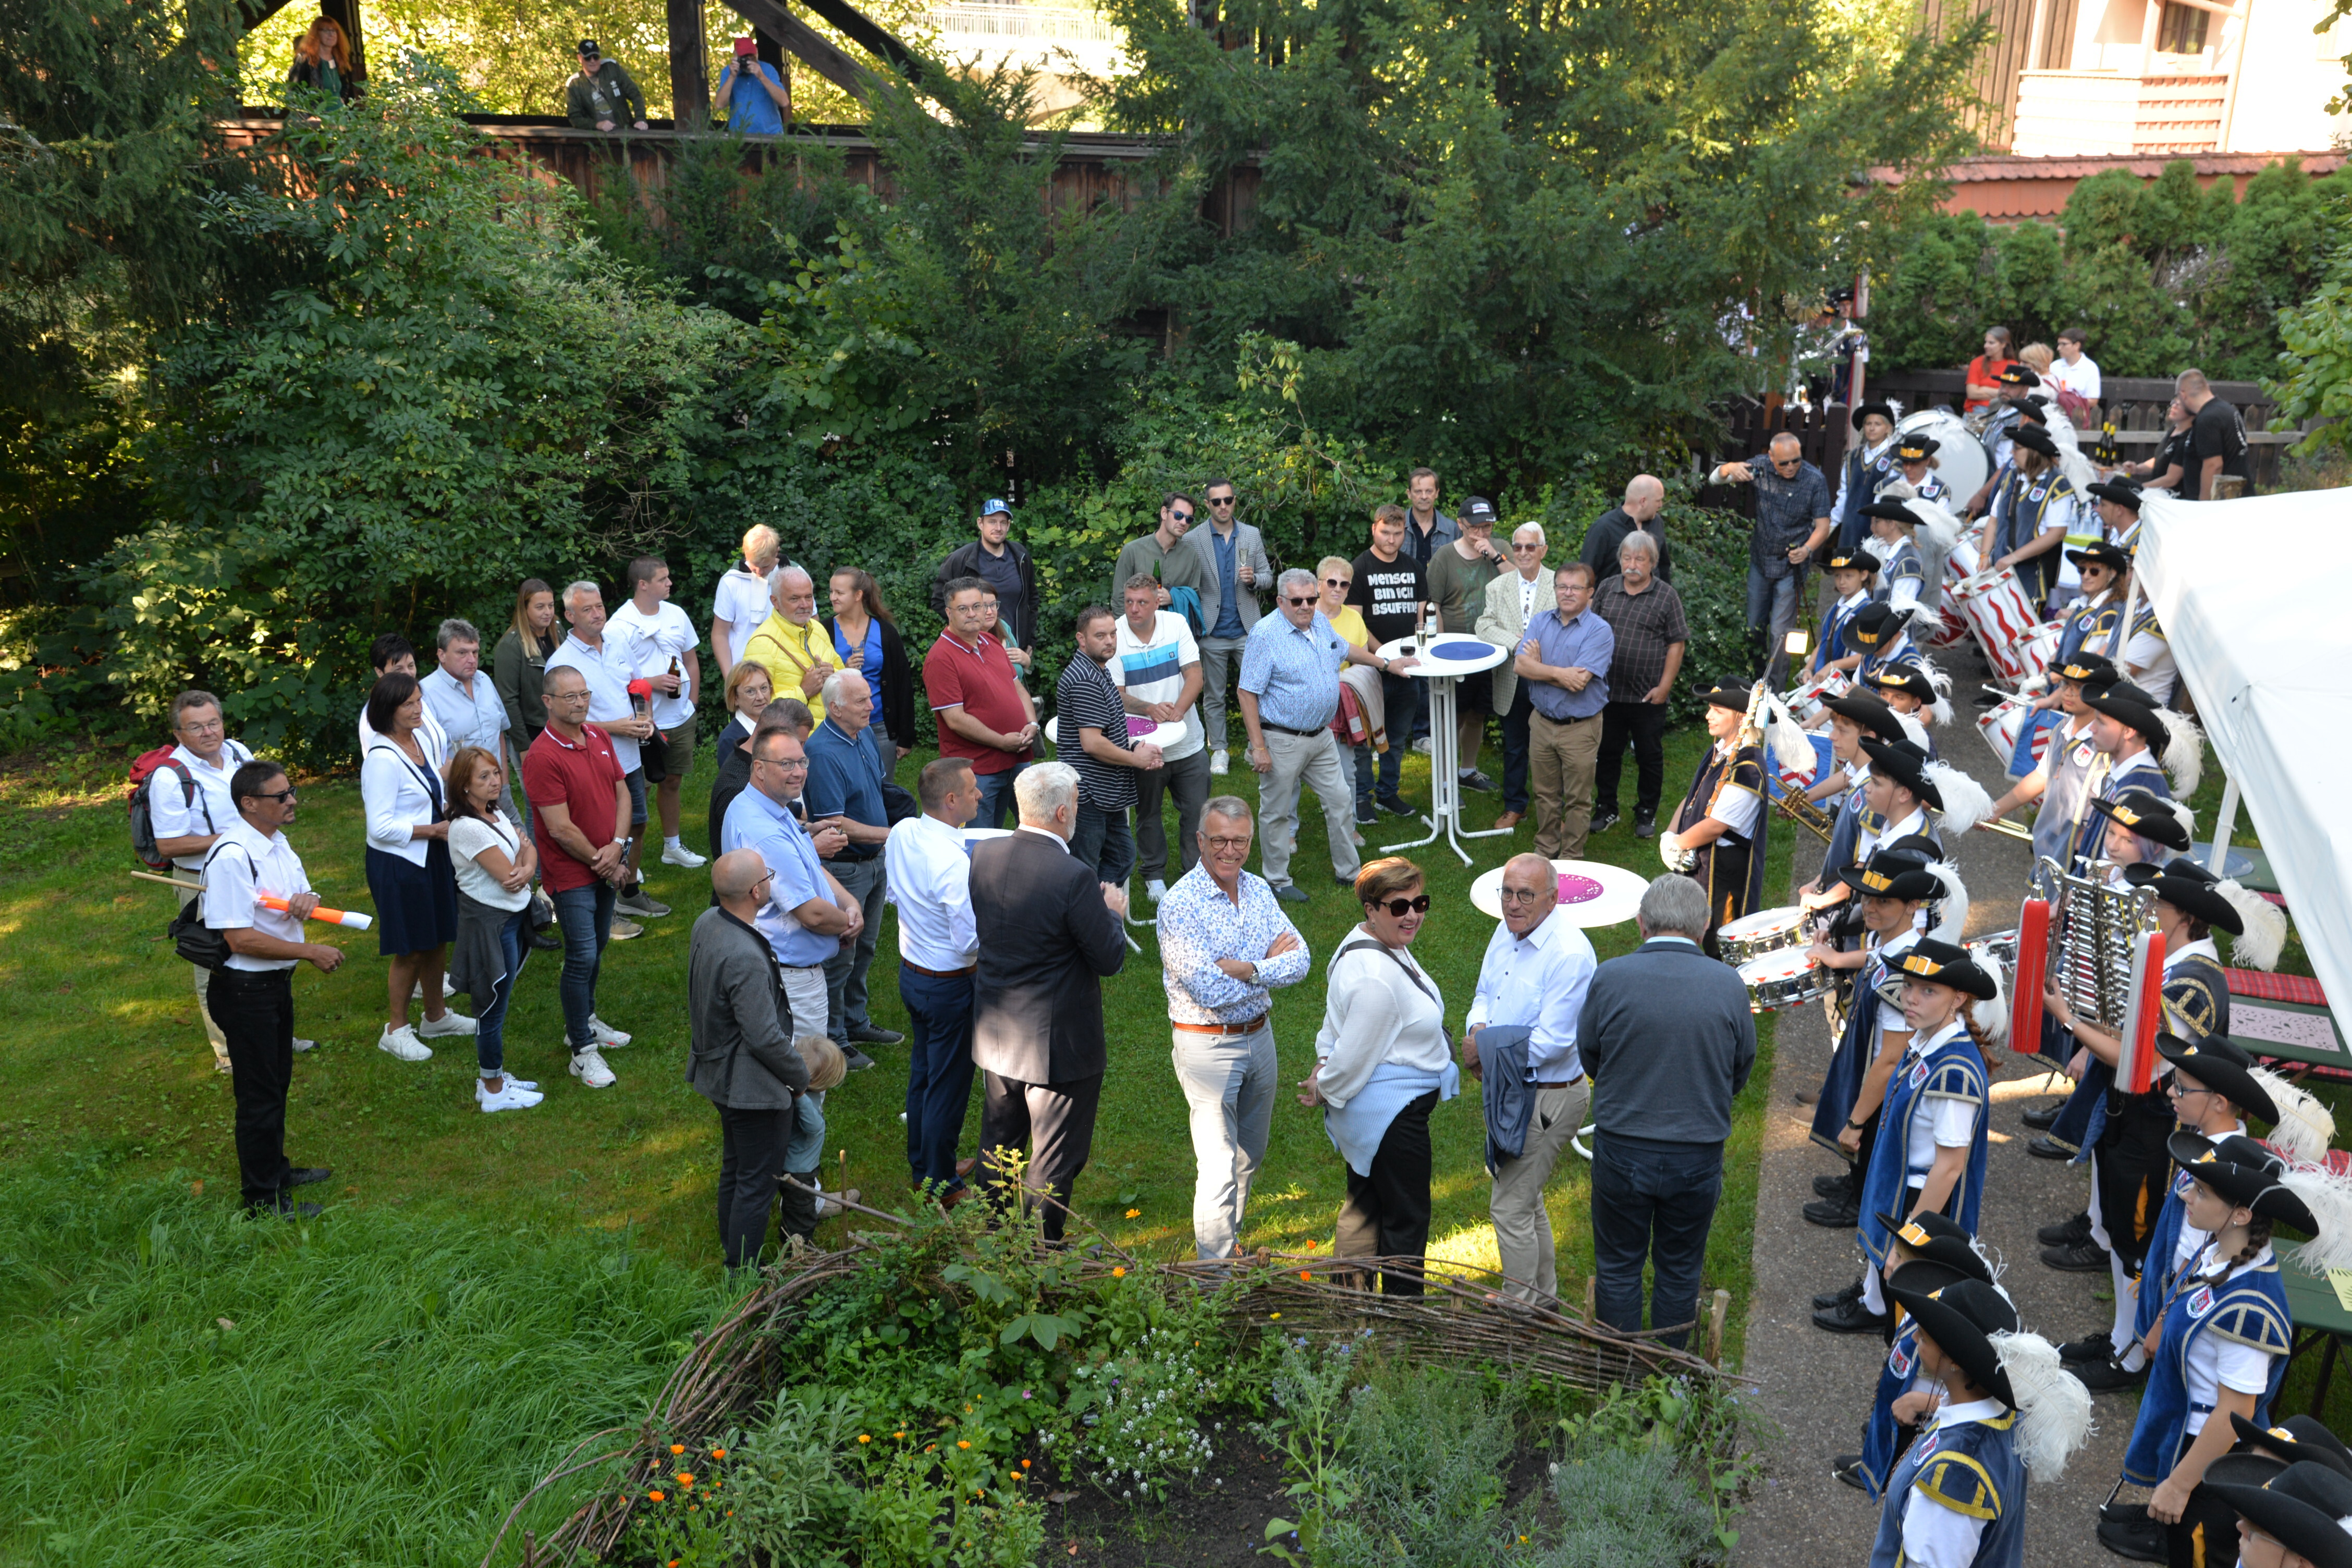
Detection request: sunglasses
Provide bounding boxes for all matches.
[1771,457,1801,470]
[1324,576,1350,587]
[1510,542,1544,552]
[1283,594,1318,607]
[1208,495,1235,506]
[254,786,299,802]
[1372,894,1432,917]
[1169,509,1193,523]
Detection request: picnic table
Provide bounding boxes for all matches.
[2275,1240,2352,1417]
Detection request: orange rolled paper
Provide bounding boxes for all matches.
[255,894,373,930]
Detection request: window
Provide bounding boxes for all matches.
[2155,2,2210,55]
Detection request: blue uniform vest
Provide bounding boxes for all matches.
[1859,1316,1927,1500]
[1839,444,1896,552]
[2120,1245,2293,1487]
[1811,934,1917,1156]
[2134,1163,2199,1342]
[1818,595,1869,669]
[1879,538,1928,607]
[1859,1020,1991,1270]
[1869,1407,2029,1568]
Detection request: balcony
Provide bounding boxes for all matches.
[2011,69,2231,157]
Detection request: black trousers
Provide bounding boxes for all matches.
[716,1102,793,1267]
[978,1069,1102,1243]
[1334,1089,1438,1296]
[1594,699,1670,819]
[2097,1089,2176,1275]
[213,966,296,1211]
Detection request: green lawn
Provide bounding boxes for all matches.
[0,722,1782,1362]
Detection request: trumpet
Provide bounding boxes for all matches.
[1775,783,1836,844]
[1975,814,2034,842]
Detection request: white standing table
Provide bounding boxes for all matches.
[1374,633,1511,867]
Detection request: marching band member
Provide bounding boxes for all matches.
[2206,1459,2352,1568]
[1660,679,1769,956]
[1832,1210,2006,1494]
[1863,665,1949,762]
[1797,695,1918,926]
[1849,601,1925,685]
[1834,402,1900,555]
[1860,500,1930,612]
[2071,680,2201,876]
[1809,549,1881,681]
[1992,423,2080,615]
[1880,432,1951,509]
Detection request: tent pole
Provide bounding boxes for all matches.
[2207,777,2240,875]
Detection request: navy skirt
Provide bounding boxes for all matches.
[366,840,459,955]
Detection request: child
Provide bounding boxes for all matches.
[1809,551,1880,681]
[1865,665,1951,762]
[1851,601,1924,687]
[1834,1210,2005,1494]
[1875,1269,2092,1567]
[1860,500,1930,612]
[2206,1460,2352,1568]
[2099,1132,2352,1563]
[780,1034,851,1242]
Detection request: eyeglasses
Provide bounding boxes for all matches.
[759,756,810,771]
[1509,542,1544,552]
[2165,1079,2215,1101]
[1497,887,1551,904]
[1372,894,1431,917]
[178,718,225,733]
[1283,594,1318,607]
[1202,835,1252,851]
[1324,577,1350,588]
[1771,457,1801,471]
[1169,509,1193,523]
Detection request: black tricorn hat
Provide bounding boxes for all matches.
[2011,424,2061,459]
[2086,787,2190,851]
[1886,1273,2023,1406]
[1851,600,1912,647]
[1820,693,1908,742]
[2155,1033,2277,1124]
[2207,1463,2352,1568]
[1894,936,1999,1000]
[2165,1129,2316,1231]
[1877,1212,1998,1288]
[1862,499,1922,526]
[1852,401,1895,430]
[2087,479,2145,511]
[1894,434,1941,461]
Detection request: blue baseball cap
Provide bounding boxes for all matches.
[979,497,1012,517]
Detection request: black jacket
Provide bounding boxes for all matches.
[1579,508,1675,585]
[969,828,1125,1084]
[932,538,1038,652]
[820,614,915,748]
[685,906,811,1109]
[1578,938,1755,1145]
[286,55,361,103]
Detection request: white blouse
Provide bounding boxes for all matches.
[1313,937,1448,1109]
[361,740,445,867]
[447,810,531,911]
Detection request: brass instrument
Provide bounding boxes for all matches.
[2033,856,2156,1030]
[1775,782,1836,844]
[1978,815,2034,843]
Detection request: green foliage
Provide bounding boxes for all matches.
[2272,185,2352,461]
[1539,1447,1720,1568]
[0,1153,737,1566]
[1873,158,2352,382]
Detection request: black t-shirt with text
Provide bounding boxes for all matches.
[2189,397,2252,496]
[1347,550,1428,646]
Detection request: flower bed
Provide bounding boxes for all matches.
[487,1196,1748,1568]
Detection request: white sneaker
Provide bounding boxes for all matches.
[660,841,708,868]
[377,1024,432,1062]
[478,1080,544,1112]
[1208,750,1229,776]
[568,1048,616,1088]
[589,1014,632,1048]
[410,979,425,1001]
[1411,736,1433,756]
[1146,878,1167,903]
[417,1010,479,1038]
[610,917,644,941]
[292,1037,317,1053]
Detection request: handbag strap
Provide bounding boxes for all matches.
[1337,936,1438,1008]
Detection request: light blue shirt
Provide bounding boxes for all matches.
[1465,907,1597,1082]
[1157,863,1312,1024]
[418,666,508,758]
[1238,611,1349,732]
[720,784,835,967]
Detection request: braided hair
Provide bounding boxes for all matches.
[2197,1214,2273,1288]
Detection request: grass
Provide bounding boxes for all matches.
[0,720,1785,1563]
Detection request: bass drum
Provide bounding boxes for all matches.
[1894,409,1989,510]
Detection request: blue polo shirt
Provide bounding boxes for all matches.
[1523,608,1614,721]
[719,784,835,966]
[804,718,888,860]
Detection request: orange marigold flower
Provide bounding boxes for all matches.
[710,1447,728,1459]
[1111,1266,1126,1278]
[1021,1459,1032,1468]
[677,1472,695,1488]
[648,1490,666,1503]
[669,1443,685,1455]
[1300,1270,1312,1281]
[858,1434,872,1444]
[1124,1208,1141,1219]
[957,1440,971,1450]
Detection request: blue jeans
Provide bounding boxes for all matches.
[476,907,530,1075]
[1070,800,1136,886]
[901,963,978,1189]
[823,854,886,1040]
[1745,565,1808,690]
[1499,685,1533,814]
[549,880,615,1056]
[1351,743,1376,823]
[1376,672,1421,799]
[973,764,1024,830]
[1590,1132,1725,1350]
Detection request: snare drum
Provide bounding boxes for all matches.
[2007,621,2062,683]
[1951,567,2041,682]
[1785,667,1851,724]
[1976,694,2054,774]
[1718,904,1809,967]
[1968,927,2020,980]
[1740,948,1831,1014]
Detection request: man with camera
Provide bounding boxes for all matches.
[715,38,789,134]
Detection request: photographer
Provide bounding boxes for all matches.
[566,40,648,132]
[716,39,789,134]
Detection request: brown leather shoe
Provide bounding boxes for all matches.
[954,1157,977,1178]
[940,1184,974,1211]
[1493,811,1523,831]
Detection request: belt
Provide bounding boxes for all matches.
[1535,1075,1587,1089]
[1535,709,1599,725]
[1259,721,1327,739]
[903,960,976,978]
[1172,1013,1268,1037]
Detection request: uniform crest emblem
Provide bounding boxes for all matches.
[1909,1060,1929,1088]
[2188,1287,2215,1319]
[1889,1344,1914,1378]
[1912,1431,1940,1462]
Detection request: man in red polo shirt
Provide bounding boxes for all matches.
[523,665,635,1090]
[925,576,1039,830]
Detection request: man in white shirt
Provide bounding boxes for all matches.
[710,523,780,675]
[2050,327,2101,407]
[1111,575,1210,903]
[1460,853,1597,1303]
[885,757,984,1205]
[356,633,448,767]
[545,580,665,928]
[148,690,258,1073]
[201,757,345,1217]
[609,556,706,870]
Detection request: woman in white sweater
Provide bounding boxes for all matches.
[360,672,474,1063]
[1301,857,1456,1296]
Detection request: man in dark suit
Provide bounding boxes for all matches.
[969,760,1130,1241]
[1578,873,1756,1348]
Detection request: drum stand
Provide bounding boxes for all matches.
[1380,670,1513,867]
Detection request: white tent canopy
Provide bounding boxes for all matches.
[2135,486,2352,1038]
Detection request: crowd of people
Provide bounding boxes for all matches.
[162,397,2352,1565]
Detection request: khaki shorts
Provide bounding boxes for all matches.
[654,715,697,781]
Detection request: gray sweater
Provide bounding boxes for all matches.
[686,906,810,1109]
[1578,937,1756,1146]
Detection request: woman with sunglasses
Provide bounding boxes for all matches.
[1301,858,1455,1296]
[1319,557,1381,835]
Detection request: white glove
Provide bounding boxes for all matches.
[1658,830,1695,874]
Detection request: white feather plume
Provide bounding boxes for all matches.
[1928,691,1954,729]
[2160,799,2197,839]
[1911,497,1967,559]
[1878,478,1918,503]
[1925,760,1995,837]
[1926,860,1971,945]
[1861,535,1893,565]
[2218,880,2287,972]
[2280,1165,2352,1275]
[1991,1331,2095,1477]
[1765,703,1820,782]
[1895,710,1931,751]
[1969,951,2011,1048]
[2250,1068,2335,1164]
[2059,446,2099,500]
[1918,657,1954,699]
[2152,708,2205,796]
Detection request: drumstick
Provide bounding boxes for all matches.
[128,870,373,929]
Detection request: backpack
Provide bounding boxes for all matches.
[129,748,200,869]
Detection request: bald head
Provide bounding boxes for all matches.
[1623,473,1664,524]
[1769,432,1801,456]
[712,848,770,909]
[1499,852,1558,936]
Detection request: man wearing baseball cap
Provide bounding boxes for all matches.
[566,40,648,132]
